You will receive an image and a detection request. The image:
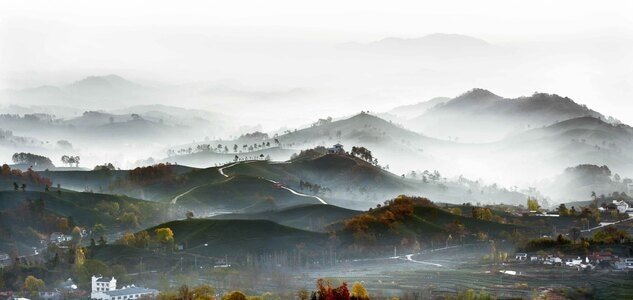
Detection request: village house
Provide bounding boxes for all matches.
[612,200,630,214]
[90,276,158,300]
[38,289,61,300]
[49,232,72,244]
[327,143,345,154]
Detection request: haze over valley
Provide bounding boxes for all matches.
[2,1,633,299]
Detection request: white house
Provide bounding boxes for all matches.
[49,232,72,244]
[90,276,157,300]
[327,143,345,154]
[613,200,630,214]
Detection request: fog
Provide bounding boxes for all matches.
[2,3,633,299]
[2,1,633,128]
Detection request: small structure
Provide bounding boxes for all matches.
[49,232,72,244]
[38,289,61,300]
[327,143,345,154]
[612,200,630,214]
[90,276,157,300]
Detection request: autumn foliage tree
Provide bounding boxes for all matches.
[526,197,540,211]
[350,282,370,300]
[155,227,174,250]
[23,275,45,298]
[316,279,350,300]
[222,290,247,300]
[126,163,180,186]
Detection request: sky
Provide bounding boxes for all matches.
[1,0,633,124]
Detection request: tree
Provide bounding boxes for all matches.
[527,197,540,211]
[61,155,81,167]
[178,284,192,300]
[350,282,369,300]
[297,289,310,300]
[23,275,45,295]
[222,290,247,300]
[133,231,150,248]
[191,284,215,300]
[557,204,569,216]
[12,152,54,169]
[71,226,82,243]
[449,207,462,216]
[92,223,106,237]
[186,211,194,219]
[155,227,175,250]
[120,233,136,246]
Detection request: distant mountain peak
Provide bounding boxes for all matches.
[457,88,500,99]
[444,88,502,107]
[69,74,139,88]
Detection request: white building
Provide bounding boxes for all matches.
[90,276,157,300]
[613,200,630,214]
[49,232,72,244]
[327,143,345,154]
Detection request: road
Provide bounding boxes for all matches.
[171,160,251,204]
[219,160,328,205]
[581,214,633,233]
[264,178,327,205]
[171,185,205,205]
[218,162,241,178]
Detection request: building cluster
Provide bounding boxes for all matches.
[514,252,633,271]
[90,276,158,300]
[598,200,632,214]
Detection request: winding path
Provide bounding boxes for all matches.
[172,160,328,206]
[218,162,240,178]
[170,162,241,204]
[171,185,205,204]
[581,214,633,233]
[219,161,327,205]
[403,254,443,267]
[264,178,327,205]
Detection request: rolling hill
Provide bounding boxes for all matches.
[145,219,328,256]
[334,196,522,248]
[211,204,361,232]
[381,97,450,120]
[0,189,168,253]
[406,89,606,142]
[170,174,321,214]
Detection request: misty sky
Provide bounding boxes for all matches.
[2,0,633,125]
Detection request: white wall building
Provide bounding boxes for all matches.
[327,143,345,154]
[613,200,630,214]
[90,276,157,300]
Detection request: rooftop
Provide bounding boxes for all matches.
[104,287,157,297]
[95,277,114,283]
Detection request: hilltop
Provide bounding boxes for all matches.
[406,89,605,142]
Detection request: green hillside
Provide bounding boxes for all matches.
[337,195,521,247]
[173,175,320,213]
[211,204,361,231]
[146,219,327,256]
[0,190,168,252]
